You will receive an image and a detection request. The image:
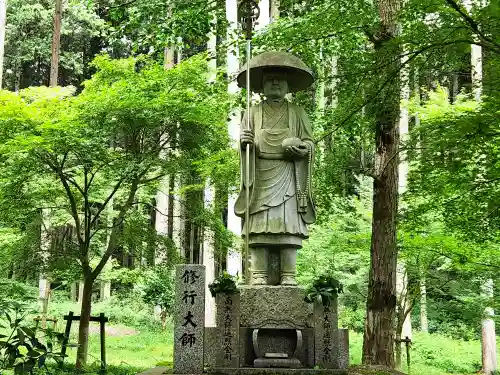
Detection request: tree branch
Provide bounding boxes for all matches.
[91,177,140,280]
[89,177,126,229]
[443,0,500,53]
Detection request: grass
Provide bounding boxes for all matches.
[51,329,496,375]
[349,331,491,375]
[5,299,499,375]
[56,327,173,374]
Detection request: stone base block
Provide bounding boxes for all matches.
[136,367,169,375]
[239,286,313,329]
[254,357,302,368]
[137,370,349,375]
[208,368,348,375]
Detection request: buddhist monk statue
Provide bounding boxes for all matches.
[235,51,316,286]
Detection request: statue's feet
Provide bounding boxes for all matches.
[280,275,297,286]
[252,276,268,285]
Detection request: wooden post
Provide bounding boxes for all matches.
[404,336,411,372]
[59,311,74,368]
[100,312,106,373]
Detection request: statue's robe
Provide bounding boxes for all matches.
[235,100,316,248]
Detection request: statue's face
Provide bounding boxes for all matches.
[262,71,289,99]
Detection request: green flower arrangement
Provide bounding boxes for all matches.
[208,271,239,297]
[304,275,343,306]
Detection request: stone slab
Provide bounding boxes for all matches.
[239,286,313,328]
[204,327,217,368]
[216,293,240,368]
[314,298,339,368]
[338,329,349,370]
[174,265,205,374]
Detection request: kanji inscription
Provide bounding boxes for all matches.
[174,265,205,374]
[314,298,340,368]
[216,293,240,368]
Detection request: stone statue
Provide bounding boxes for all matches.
[235,51,316,286]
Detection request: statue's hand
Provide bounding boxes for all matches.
[240,130,254,148]
[286,142,309,158]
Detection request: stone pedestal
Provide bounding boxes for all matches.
[239,286,313,369]
[174,265,205,374]
[174,274,349,375]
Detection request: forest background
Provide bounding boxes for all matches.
[0,0,499,374]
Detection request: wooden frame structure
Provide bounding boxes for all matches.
[60,311,109,372]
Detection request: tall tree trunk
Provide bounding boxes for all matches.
[71,281,78,302]
[204,6,217,327]
[14,67,20,92]
[270,0,280,21]
[225,0,242,277]
[153,44,175,264]
[462,0,497,366]
[395,49,412,370]
[362,0,402,367]
[49,0,62,87]
[0,0,6,90]
[414,70,430,335]
[75,274,93,369]
[39,209,51,330]
[167,176,175,240]
[164,47,174,70]
[481,279,497,374]
[419,271,428,332]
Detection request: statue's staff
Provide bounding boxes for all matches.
[238,0,259,283]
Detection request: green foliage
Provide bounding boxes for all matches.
[0,51,232,367]
[141,266,176,314]
[0,297,64,374]
[0,51,231,277]
[106,0,224,58]
[304,275,343,306]
[208,272,239,298]
[298,193,371,321]
[406,86,500,243]
[4,0,107,90]
[0,280,37,303]
[339,306,365,333]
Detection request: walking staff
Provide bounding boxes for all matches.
[238,0,260,282]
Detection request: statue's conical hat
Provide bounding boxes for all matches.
[237,51,314,93]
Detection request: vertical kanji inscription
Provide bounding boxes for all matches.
[174,265,205,374]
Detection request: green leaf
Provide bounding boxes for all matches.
[17,328,25,344]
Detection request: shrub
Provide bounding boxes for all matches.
[208,272,239,297]
[304,275,343,306]
[0,293,64,373]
